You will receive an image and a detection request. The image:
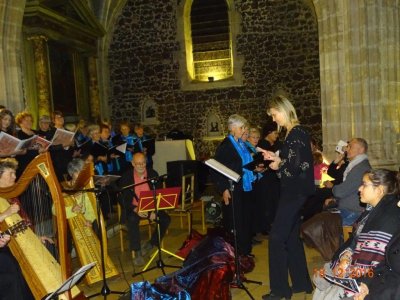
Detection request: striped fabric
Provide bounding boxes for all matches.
[352,230,392,269]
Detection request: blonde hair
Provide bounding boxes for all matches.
[267,95,299,131]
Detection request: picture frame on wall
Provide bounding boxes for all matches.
[141,97,159,125]
[204,112,225,141]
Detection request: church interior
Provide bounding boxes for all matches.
[0,0,399,299]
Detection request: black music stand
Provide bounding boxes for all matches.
[43,262,96,300]
[205,159,262,300]
[133,182,183,277]
[87,176,125,299]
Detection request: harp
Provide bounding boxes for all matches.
[62,162,119,284]
[0,152,84,300]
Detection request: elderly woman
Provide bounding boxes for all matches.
[210,114,254,256]
[313,169,400,299]
[0,158,34,299]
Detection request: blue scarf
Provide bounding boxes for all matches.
[228,135,253,191]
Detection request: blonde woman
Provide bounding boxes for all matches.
[260,95,314,299]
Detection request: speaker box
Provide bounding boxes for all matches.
[166,160,199,197]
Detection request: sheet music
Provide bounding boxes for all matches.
[205,158,241,183]
[51,128,75,146]
[323,274,360,293]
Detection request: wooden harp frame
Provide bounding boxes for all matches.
[0,152,77,299]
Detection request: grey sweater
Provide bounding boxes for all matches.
[332,158,371,213]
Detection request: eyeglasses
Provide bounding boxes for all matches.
[134,162,146,166]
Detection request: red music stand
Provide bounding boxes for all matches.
[138,187,181,212]
[136,187,184,273]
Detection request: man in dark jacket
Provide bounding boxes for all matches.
[117,152,170,266]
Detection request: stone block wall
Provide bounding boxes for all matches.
[108,0,321,159]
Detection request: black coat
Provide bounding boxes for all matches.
[332,194,400,264]
[210,136,243,194]
[363,228,400,300]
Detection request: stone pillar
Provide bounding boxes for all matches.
[313,0,400,168]
[28,35,51,117]
[0,1,26,113]
[88,56,101,121]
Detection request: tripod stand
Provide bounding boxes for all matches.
[88,186,124,299]
[133,178,183,277]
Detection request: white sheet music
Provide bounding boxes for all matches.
[44,262,96,300]
[205,158,241,183]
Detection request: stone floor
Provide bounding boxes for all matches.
[75,210,325,300]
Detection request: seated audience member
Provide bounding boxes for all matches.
[117,152,170,266]
[324,149,349,187]
[302,142,349,221]
[313,169,400,300]
[325,138,371,225]
[0,158,34,300]
[353,227,400,300]
[313,151,328,187]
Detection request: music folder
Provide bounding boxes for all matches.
[138,187,181,213]
[43,262,96,300]
[205,158,241,183]
[243,153,270,171]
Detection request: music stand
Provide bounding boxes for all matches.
[205,159,262,300]
[133,185,184,277]
[43,262,96,300]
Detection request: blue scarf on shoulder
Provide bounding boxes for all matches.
[228,135,253,191]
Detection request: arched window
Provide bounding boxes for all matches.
[178,0,243,90]
[190,0,231,82]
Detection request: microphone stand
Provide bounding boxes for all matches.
[228,180,261,300]
[87,184,125,299]
[62,185,123,299]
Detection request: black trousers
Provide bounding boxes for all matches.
[268,191,312,298]
[222,187,253,255]
[252,174,280,234]
[0,248,33,300]
[126,210,171,252]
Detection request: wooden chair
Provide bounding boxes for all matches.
[343,225,353,242]
[168,173,195,233]
[191,198,206,232]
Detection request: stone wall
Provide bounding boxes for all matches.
[108,0,321,159]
